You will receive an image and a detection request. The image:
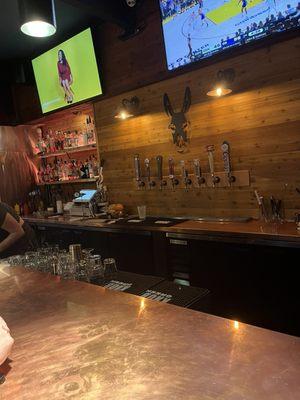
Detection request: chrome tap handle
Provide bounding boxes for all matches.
[193,159,205,185]
[134,154,141,181]
[221,141,235,185]
[206,145,219,186]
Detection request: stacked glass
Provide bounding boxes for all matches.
[3,245,117,283]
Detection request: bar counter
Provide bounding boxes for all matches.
[25,216,300,247]
[1,266,300,400]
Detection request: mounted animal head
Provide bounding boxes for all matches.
[163,87,191,153]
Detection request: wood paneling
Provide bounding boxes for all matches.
[94,37,300,219]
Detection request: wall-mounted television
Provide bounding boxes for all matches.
[159,0,300,71]
[32,28,102,114]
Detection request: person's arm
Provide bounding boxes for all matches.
[0,213,25,254]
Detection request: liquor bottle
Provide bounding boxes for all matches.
[85,159,90,178]
[45,134,51,154]
[54,131,61,151]
[57,159,63,181]
[47,163,54,182]
[38,167,44,183]
[43,165,49,183]
[92,155,99,176]
[49,130,56,153]
[87,157,94,178]
[79,162,87,179]
[62,161,69,180]
[14,203,20,216]
[59,131,65,150]
[23,202,30,216]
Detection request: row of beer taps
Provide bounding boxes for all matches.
[134,142,236,190]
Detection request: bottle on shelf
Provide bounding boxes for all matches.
[37,153,100,184]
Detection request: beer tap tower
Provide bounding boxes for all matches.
[133,142,249,190]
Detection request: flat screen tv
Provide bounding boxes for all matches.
[159,0,300,70]
[32,28,102,113]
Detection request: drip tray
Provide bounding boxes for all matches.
[194,217,252,223]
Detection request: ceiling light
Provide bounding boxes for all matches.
[207,69,235,97]
[18,0,57,38]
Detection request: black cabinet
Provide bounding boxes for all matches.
[166,232,300,335]
[107,231,155,275]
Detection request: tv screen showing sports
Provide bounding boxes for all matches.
[159,0,300,70]
[32,28,102,113]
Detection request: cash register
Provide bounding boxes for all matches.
[69,189,101,217]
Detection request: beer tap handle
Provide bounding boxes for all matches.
[134,154,144,188]
[193,159,205,185]
[221,141,235,186]
[168,158,175,178]
[156,155,166,189]
[168,158,179,189]
[145,158,150,179]
[206,145,220,187]
[145,158,155,188]
[156,155,163,181]
[134,154,141,180]
[180,160,191,190]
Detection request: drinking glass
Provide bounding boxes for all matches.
[87,255,104,281]
[103,258,118,279]
[57,254,72,277]
[24,251,37,270]
[137,205,146,220]
[5,255,24,267]
[82,248,94,256]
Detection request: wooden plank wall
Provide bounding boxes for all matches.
[94,37,300,219]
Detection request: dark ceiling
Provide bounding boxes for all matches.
[0,0,140,61]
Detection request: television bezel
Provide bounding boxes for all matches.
[31,26,104,115]
[157,0,300,73]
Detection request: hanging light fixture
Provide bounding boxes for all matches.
[18,0,57,38]
[115,97,140,120]
[207,68,235,97]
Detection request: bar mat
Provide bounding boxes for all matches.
[92,271,164,295]
[141,280,210,308]
[115,217,187,227]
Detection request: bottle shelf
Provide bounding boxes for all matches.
[37,177,99,186]
[37,143,97,159]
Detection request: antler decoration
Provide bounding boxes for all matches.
[163,87,191,153]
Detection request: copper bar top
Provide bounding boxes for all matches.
[0,266,299,400]
[25,216,300,246]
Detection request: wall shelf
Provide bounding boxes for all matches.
[37,178,98,186]
[37,143,97,159]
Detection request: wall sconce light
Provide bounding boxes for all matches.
[207,68,235,97]
[115,96,140,120]
[18,0,57,37]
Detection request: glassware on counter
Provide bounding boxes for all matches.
[137,205,147,220]
[103,258,118,279]
[2,245,115,284]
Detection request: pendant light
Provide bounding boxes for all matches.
[207,69,235,97]
[18,0,57,37]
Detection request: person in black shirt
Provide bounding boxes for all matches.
[0,202,37,259]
